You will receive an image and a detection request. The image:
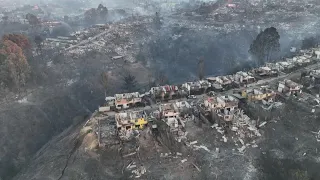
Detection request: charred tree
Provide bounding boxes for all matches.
[122,73,138,92]
[198,57,205,80]
[249,27,280,65]
[100,72,109,97]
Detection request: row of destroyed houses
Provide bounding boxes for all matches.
[100,47,320,112]
[115,101,191,141]
[113,86,274,141]
[98,48,320,140]
[113,78,304,141]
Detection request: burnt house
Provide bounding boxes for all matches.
[150,85,179,100]
[253,66,278,78]
[181,80,211,95]
[278,79,303,96]
[203,95,239,124]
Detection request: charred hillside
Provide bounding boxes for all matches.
[1,0,320,180]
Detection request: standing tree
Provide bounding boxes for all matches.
[26,13,40,27]
[249,27,280,65]
[63,15,69,22]
[0,53,8,86]
[34,35,44,60]
[122,73,138,92]
[2,34,31,50]
[100,72,109,97]
[84,8,98,24]
[0,40,30,91]
[198,57,205,80]
[97,4,108,20]
[153,12,162,30]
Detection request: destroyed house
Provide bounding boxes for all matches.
[159,103,180,119]
[159,103,180,128]
[278,61,295,71]
[181,80,211,95]
[242,87,276,102]
[99,96,115,112]
[253,66,278,77]
[278,79,303,96]
[215,76,233,87]
[174,101,192,117]
[234,71,255,85]
[288,56,311,66]
[206,77,224,91]
[150,85,179,99]
[114,92,142,109]
[309,70,320,85]
[115,111,148,131]
[315,50,320,59]
[204,95,239,122]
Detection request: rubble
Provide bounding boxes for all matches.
[80,42,320,179]
[312,130,320,142]
[131,164,147,178]
[278,79,303,96]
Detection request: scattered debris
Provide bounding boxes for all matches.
[259,121,267,128]
[193,145,211,153]
[131,165,146,178]
[191,163,201,172]
[123,152,137,158]
[181,159,187,163]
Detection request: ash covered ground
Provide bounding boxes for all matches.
[1,0,320,180]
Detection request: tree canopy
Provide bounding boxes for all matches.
[26,13,40,26]
[84,8,98,24]
[84,4,108,24]
[2,34,31,50]
[0,38,30,90]
[97,4,108,19]
[249,27,280,65]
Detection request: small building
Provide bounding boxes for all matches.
[278,79,303,96]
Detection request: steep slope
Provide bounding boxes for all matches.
[3,1,320,179]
